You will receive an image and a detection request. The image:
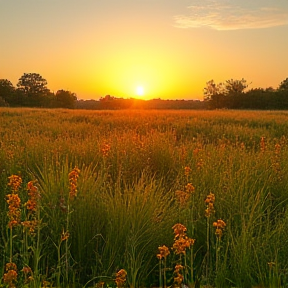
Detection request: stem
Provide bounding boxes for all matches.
[24,229,28,265]
[191,194,195,236]
[190,246,194,285]
[9,227,13,262]
[34,216,41,278]
[65,203,70,285]
[163,258,167,288]
[57,241,62,287]
[206,217,210,284]
[191,194,195,285]
[159,260,163,288]
[216,237,219,274]
[184,254,188,285]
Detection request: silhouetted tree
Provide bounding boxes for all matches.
[279,78,288,91]
[16,73,51,107]
[203,80,226,109]
[204,78,250,109]
[225,78,248,95]
[55,90,77,108]
[225,78,249,108]
[0,79,15,105]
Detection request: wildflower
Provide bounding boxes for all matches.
[275,143,281,155]
[101,143,111,157]
[172,224,195,255]
[205,193,215,218]
[61,229,70,241]
[157,245,170,260]
[115,269,127,288]
[213,219,226,239]
[260,136,266,152]
[172,223,187,239]
[173,264,184,286]
[213,219,226,229]
[3,262,18,288]
[25,181,40,214]
[5,262,17,271]
[22,266,32,275]
[186,237,196,248]
[8,175,22,193]
[184,166,191,176]
[22,266,33,284]
[6,193,21,228]
[173,236,195,255]
[205,193,215,204]
[185,183,195,194]
[68,167,80,200]
[21,220,38,236]
[173,237,188,255]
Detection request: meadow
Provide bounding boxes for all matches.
[1,108,288,288]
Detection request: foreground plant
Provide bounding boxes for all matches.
[115,269,127,288]
[157,245,170,288]
[204,192,215,284]
[213,219,226,273]
[172,223,195,286]
[56,166,80,287]
[3,262,18,288]
[22,180,41,284]
[173,264,184,288]
[6,175,22,267]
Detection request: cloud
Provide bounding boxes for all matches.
[174,0,288,30]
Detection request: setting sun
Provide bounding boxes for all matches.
[136,86,145,97]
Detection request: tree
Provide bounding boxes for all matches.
[204,80,223,101]
[55,90,77,108]
[0,79,15,105]
[224,78,249,95]
[203,78,249,109]
[16,73,51,107]
[203,80,226,109]
[224,78,249,108]
[278,78,288,91]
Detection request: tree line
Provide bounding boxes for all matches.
[0,73,77,108]
[76,95,205,110]
[203,77,288,109]
[1,73,288,109]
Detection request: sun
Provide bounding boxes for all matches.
[136,86,145,97]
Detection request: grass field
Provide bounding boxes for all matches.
[1,108,288,288]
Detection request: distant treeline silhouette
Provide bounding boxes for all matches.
[203,78,288,110]
[1,73,288,109]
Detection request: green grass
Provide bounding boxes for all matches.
[1,108,288,287]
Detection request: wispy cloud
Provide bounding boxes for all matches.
[174,0,288,30]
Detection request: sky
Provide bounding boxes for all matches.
[1,0,288,100]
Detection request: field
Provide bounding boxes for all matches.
[1,108,288,288]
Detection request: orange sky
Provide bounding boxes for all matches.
[1,0,288,100]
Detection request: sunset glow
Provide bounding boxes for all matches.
[1,1,288,100]
[136,86,145,97]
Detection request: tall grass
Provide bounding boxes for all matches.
[1,108,288,287]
